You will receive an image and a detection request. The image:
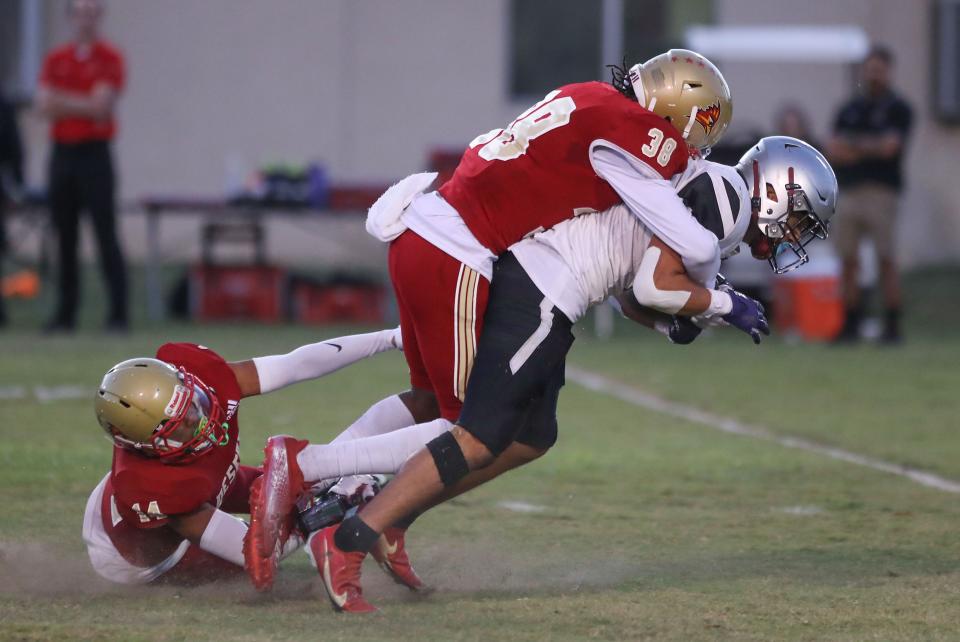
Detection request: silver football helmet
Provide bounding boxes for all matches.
[736,136,838,274]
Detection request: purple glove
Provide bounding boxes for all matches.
[722,290,770,344]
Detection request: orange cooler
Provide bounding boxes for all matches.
[773,276,844,341]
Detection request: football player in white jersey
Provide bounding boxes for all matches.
[246,138,839,611]
[245,50,741,602]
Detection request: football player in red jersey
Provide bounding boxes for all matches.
[81,328,402,585]
[244,49,751,610]
[252,139,837,611]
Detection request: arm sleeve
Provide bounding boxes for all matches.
[198,509,247,565]
[199,508,302,566]
[591,141,721,285]
[252,328,400,394]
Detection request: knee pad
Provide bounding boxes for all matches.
[426,431,470,487]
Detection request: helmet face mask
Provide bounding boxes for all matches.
[144,374,225,461]
[763,188,830,274]
[96,359,228,464]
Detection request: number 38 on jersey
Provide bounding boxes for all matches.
[469,89,677,168]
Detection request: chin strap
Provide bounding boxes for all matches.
[785,166,800,213]
[751,159,761,215]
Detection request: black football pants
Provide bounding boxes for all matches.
[48,141,127,325]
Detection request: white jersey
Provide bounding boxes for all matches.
[510,205,652,322]
[386,161,743,323]
[510,159,746,322]
[401,191,496,280]
[383,154,731,288]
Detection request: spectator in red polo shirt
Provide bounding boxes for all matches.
[37,0,128,333]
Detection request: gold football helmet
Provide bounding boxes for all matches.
[95,358,226,461]
[628,49,732,153]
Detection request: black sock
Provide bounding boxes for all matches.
[843,306,863,333]
[334,515,380,553]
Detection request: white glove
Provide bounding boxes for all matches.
[691,313,728,328]
[329,474,387,505]
[365,172,438,242]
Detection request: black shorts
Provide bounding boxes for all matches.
[457,252,574,455]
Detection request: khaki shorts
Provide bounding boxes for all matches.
[832,183,900,261]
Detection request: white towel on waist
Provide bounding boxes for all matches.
[365,172,438,242]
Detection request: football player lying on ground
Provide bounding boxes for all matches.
[81,328,402,585]
[247,138,839,611]
[243,48,736,598]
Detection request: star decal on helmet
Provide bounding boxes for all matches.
[695,102,722,135]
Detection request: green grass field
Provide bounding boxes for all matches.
[1,268,959,641]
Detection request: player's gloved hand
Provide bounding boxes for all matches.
[329,475,385,505]
[721,289,770,344]
[667,315,702,345]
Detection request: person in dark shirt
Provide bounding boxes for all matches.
[828,45,912,344]
[0,90,25,328]
[774,104,821,152]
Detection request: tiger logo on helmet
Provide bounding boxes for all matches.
[694,103,722,136]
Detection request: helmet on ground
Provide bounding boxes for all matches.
[94,358,226,462]
[736,136,838,274]
[628,49,732,153]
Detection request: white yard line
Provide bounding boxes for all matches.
[497,500,548,514]
[566,365,960,495]
[0,385,89,403]
[33,385,89,403]
[0,386,28,400]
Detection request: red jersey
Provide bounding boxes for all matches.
[101,343,243,567]
[39,41,125,143]
[438,82,688,255]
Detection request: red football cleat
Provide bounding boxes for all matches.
[371,526,423,591]
[307,525,377,613]
[243,477,273,590]
[244,435,309,591]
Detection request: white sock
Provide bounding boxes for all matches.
[197,509,304,567]
[331,395,415,443]
[296,418,452,482]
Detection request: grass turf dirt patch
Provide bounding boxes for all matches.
[2,266,959,640]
